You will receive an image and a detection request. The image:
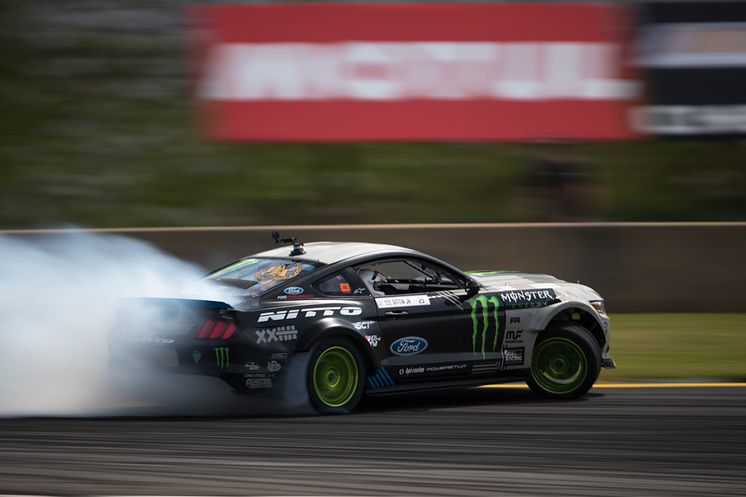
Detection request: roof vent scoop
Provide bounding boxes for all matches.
[271,231,306,256]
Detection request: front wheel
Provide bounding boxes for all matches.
[307,338,365,414]
[527,323,601,399]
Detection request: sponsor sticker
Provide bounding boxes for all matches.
[376,295,430,308]
[466,295,503,359]
[504,347,525,366]
[352,321,375,331]
[505,329,523,343]
[192,350,202,364]
[365,334,381,347]
[244,361,260,370]
[266,360,282,373]
[390,336,428,356]
[245,377,273,389]
[214,347,230,370]
[498,289,556,307]
[284,286,304,295]
[255,325,298,344]
[258,306,362,322]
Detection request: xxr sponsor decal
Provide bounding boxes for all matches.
[390,336,428,356]
[466,295,503,359]
[258,306,362,322]
[255,325,297,344]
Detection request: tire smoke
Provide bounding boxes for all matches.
[0,232,218,416]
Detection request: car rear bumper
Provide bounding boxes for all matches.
[602,354,616,369]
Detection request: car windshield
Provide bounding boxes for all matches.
[204,257,320,295]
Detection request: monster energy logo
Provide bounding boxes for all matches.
[214,347,230,370]
[466,295,501,359]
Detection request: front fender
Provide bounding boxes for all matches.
[531,301,603,332]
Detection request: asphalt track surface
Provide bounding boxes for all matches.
[1,386,745,497]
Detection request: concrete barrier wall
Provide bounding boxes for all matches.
[5,223,745,312]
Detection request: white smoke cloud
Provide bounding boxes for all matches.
[0,232,214,416]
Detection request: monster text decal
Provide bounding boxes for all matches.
[466,295,505,359]
[498,289,556,308]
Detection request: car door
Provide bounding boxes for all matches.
[356,258,475,383]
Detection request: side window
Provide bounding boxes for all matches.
[315,268,370,297]
[356,259,463,296]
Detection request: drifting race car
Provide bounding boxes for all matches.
[109,234,615,414]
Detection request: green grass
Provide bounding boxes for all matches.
[599,314,746,381]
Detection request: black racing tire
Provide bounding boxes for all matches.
[527,322,601,399]
[307,337,365,415]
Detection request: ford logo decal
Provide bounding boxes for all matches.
[390,336,428,356]
[284,286,304,295]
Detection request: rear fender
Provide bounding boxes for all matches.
[297,317,377,371]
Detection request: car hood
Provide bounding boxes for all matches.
[470,271,603,304]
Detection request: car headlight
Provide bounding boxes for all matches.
[590,300,606,315]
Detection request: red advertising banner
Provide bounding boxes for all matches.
[190,3,642,141]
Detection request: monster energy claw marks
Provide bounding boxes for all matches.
[466,295,501,359]
[214,347,230,370]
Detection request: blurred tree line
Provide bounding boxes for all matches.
[1,0,744,228]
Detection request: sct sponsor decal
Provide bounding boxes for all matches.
[376,295,430,309]
[214,347,230,370]
[284,286,304,295]
[498,289,557,308]
[466,295,504,359]
[255,325,298,344]
[352,321,375,331]
[258,306,363,322]
[504,347,525,366]
[390,336,428,356]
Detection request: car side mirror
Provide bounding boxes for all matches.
[464,278,480,298]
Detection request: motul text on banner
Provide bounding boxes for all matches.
[190,3,643,141]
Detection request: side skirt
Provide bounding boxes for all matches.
[365,373,530,396]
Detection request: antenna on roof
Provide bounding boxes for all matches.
[271,231,306,256]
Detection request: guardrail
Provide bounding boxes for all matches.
[4,222,745,312]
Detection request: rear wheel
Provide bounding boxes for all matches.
[307,338,365,414]
[528,323,601,399]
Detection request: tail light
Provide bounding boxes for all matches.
[196,319,238,340]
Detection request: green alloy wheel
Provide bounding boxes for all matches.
[308,338,365,414]
[528,323,601,399]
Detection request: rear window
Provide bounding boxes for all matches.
[205,258,319,295]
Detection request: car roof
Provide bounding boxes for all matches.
[253,241,419,265]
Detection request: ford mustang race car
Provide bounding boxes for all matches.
[109,234,615,414]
